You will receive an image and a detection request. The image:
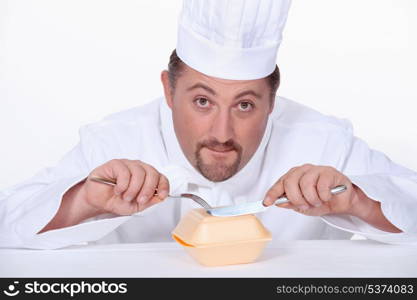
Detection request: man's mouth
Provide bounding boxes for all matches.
[205,146,235,153]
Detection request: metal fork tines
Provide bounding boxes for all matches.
[178,193,212,209]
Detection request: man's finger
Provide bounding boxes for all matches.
[276,202,295,209]
[282,166,313,210]
[263,178,285,206]
[316,172,337,202]
[156,174,170,200]
[136,166,160,205]
[107,160,131,196]
[299,169,322,207]
[122,162,146,202]
[264,164,315,207]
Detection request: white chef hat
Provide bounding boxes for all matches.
[176,0,291,80]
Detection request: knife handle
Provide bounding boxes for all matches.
[273,184,347,205]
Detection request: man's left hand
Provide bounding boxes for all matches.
[263,164,358,216]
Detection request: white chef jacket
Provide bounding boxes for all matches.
[1,96,417,249]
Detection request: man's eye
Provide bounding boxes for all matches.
[238,101,254,112]
[194,97,210,108]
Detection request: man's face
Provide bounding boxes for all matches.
[162,65,274,182]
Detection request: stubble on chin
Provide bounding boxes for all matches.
[194,140,242,182]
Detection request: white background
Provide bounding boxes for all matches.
[0,0,416,190]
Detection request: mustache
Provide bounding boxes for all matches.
[197,139,242,153]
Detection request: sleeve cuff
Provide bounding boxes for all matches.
[23,214,133,249]
[320,174,417,245]
[13,173,129,249]
[321,214,417,245]
[14,173,89,237]
[320,172,417,245]
[348,174,417,234]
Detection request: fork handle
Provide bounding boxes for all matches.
[89,176,117,186]
[89,176,158,196]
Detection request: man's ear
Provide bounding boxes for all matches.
[161,70,173,109]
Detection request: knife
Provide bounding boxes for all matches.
[206,184,347,217]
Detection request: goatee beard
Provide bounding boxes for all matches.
[195,139,242,182]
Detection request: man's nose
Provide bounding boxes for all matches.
[210,110,234,143]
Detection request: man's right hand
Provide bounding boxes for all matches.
[39,159,169,233]
[83,159,170,215]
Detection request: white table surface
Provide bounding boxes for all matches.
[1,240,416,277]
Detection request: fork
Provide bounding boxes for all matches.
[88,176,212,209]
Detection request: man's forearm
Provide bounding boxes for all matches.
[38,180,104,233]
[348,185,402,233]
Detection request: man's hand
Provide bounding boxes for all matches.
[263,164,356,216]
[262,163,402,233]
[39,159,169,233]
[83,159,170,215]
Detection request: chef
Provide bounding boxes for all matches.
[1,0,417,249]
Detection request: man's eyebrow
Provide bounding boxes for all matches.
[186,83,217,96]
[186,83,262,100]
[234,90,262,100]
